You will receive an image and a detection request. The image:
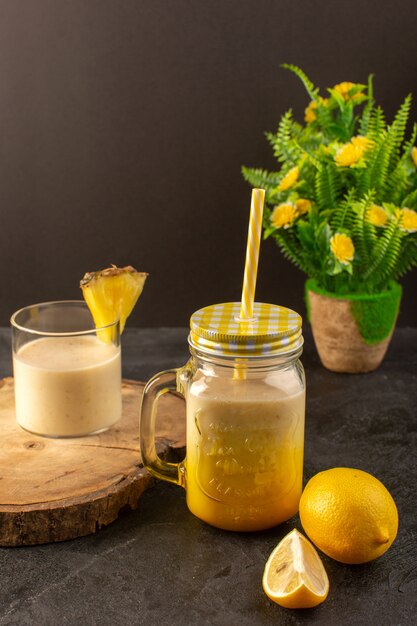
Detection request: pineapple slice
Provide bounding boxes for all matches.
[81,265,148,334]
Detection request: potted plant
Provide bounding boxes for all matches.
[243,65,417,373]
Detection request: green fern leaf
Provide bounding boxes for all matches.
[241,166,281,190]
[400,122,417,159]
[339,103,355,139]
[272,229,320,279]
[315,164,342,209]
[401,189,417,209]
[271,230,304,270]
[358,132,390,200]
[361,96,412,201]
[294,141,324,171]
[387,94,412,169]
[314,106,339,140]
[385,162,409,204]
[352,193,377,268]
[266,110,301,164]
[392,236,417,278]
[330,190,357,231]
[359,75,375,135]
[367,107,386,139]
[281,64,319,101]
[362,219,403,286]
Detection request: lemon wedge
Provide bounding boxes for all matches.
[263,529,329,609]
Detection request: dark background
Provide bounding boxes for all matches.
[0,0,416,327]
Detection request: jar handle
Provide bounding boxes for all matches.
[140,369,185,486]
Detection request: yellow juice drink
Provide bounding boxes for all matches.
[185,375,305,531]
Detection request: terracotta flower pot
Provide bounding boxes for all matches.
[305,279,402,373]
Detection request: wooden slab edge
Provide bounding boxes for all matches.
[0,468,152,547]
[0,378,186,547]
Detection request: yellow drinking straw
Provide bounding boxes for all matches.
[234,188,265,380]
[240,188,266,320]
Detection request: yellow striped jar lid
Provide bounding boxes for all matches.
[189,302,303,357]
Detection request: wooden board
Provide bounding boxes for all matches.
[0,378,186,546]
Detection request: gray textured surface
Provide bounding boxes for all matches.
[0,327,416,626]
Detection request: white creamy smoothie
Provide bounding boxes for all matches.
[13,335,122,437]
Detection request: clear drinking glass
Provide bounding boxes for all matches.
[11,301,122,438]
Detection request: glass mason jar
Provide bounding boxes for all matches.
[140,302,305,532]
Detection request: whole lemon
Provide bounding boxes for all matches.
[299,468,398,564]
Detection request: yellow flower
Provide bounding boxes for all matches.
[330,233,355,265]
[334,136,372,167]
[305,101,318,123]
[333,82,364,101]
[295,198,312,216]
[334,82,355,97]
[278,166,299,191]
[395,207,417,233]
[367,204,388,227]
[335,143,362,167]
[270,203,298,229]
[304,98,330,124]
[411,146,417,168]
[351,135,374,150]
